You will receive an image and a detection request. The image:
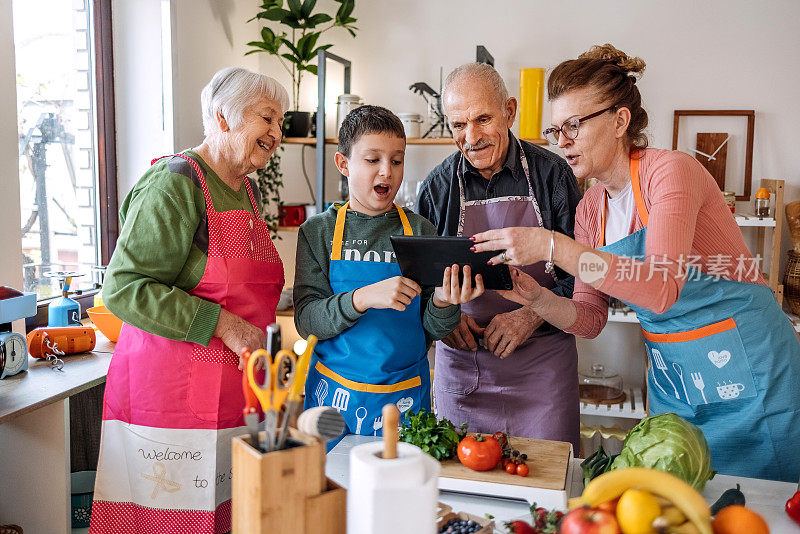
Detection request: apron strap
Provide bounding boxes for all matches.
[331,202,413,261]
[152,153,216,213]
[630,152,649,227]
[599,152,649,246]
[242,176,260,215]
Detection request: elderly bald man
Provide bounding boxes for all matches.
[416,63,582,448]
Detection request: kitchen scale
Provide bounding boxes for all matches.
[0,286,37,378]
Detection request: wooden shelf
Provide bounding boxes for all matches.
[283,137,548,146]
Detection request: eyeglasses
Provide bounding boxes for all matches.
[542,105,616,145]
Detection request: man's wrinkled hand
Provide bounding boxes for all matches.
[483,307,544,358]
[441,312,485,351]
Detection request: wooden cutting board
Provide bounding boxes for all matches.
[438,436,573,509]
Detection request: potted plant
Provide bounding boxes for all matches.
[254,146,284,239]
[247,0,357,137]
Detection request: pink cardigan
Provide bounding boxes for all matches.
[565,148,765,339]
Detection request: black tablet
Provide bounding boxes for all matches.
[390,235,512,290]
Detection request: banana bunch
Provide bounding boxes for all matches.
[569,467,712,534]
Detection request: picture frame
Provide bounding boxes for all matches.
[672,110,755,201]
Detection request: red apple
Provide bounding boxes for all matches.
[559,507,620,534]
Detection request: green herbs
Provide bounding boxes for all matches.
[580,445,617,487]
[399,409,467,461]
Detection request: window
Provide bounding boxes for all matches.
[13,0,117,302]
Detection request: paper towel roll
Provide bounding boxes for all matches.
[347,441,440,534]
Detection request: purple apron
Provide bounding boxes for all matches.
[434,140,579,450]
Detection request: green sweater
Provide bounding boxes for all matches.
[293,204,461,346]
[103,151,260,346]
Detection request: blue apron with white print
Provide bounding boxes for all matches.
[598,155,800,482]
[303,203,431,449]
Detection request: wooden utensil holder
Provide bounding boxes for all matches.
[232,429,346,534]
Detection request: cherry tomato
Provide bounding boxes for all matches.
[505,462,517,474]
[516,463,530,477]
[457,434,503,471]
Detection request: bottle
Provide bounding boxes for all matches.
[722,191,736,214]
[755,187,771,217]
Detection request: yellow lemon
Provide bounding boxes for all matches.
[616,488,662,534]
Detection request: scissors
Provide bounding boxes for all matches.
[246,348,297,452]
[241,351,261,450]
[275,335,317,450]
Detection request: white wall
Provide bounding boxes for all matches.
[117,0,800,386]
[0,0,25,335]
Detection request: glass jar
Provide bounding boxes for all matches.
[336,94,363,133]
[722,191,736,214]
[579,363,623,401]
[755,187,771,218]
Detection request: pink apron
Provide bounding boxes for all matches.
[434,141,580,450]
[90,154,284,534]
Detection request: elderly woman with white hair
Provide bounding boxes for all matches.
[90,67,289,534]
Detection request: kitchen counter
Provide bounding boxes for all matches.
[327,435,799,531]
[0,334,114,424]
[0,330,114,533]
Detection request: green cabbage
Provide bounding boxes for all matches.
[610,413,716,490]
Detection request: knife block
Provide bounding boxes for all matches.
[231,429,346,534]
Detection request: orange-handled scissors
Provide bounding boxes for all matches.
[246,348,297,451]
[241,350,261,449]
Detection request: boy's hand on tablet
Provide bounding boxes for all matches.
[432,264,485,307]
[352,276,422,313]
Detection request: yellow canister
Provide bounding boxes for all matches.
[519,68,545,140]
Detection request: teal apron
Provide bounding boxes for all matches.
[303,203,431,447]
[598,155,800,482]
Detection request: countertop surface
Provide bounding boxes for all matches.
[0,330,114,424]
[328,434,799,532]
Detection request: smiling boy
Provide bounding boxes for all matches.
[293,105,483,438]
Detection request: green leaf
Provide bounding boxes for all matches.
[281,39,302,58]
[287,0,302,17]
[304,64,317,75]
[306,13,332,27]
[300,0,316,18]
[281,53,300,65]
[296,31,320,59]
[259,7,292,21]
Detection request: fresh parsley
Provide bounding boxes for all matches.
[399,409,467,461]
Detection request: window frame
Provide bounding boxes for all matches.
[24,0,118,330]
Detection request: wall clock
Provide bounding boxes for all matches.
[672,110,755,201]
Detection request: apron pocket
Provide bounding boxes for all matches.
[187,343,242,424]
[434,343,479,395]
[309,361,430,435]
[643,318,757,407]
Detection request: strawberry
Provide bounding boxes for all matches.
[505,519,537,534]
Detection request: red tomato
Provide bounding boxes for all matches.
[457,434,503,471]
[516,463,530,477]
[505,462,517,474]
